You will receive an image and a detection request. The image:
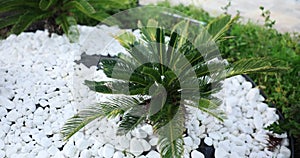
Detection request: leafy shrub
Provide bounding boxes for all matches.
[0,0,137,42]
[152,2,300,155]
[61,14,282,157]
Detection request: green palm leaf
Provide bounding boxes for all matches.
[226,58,288,78]
[156,106,185,158]
[61,96,141,140]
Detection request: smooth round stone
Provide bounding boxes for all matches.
[0,107,7,118]
[183,137,193,147]
[0,150,5,158]
[149,137,158,146]
[204,137,213,146]
[80,149,92,158]
[215,147,229,158]
[118,136,130,149]
[6,109,20,122]
[134,129,147,139]
[0,141,4,150]
[40,137,52,148]
[36,150,50,158]
[130,138,143,156]
[0,96,15,109]
[279,146,291,157]
[146,151,160,158]
[191,150,204,158]
[140,139,151,151]
[47,146,59,156]
[141,124,153,135]
[102,144,115,158]
[113,151,124,158]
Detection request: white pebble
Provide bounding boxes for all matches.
[146,151,160,158]
[183,137,193,147]
[191,150,204,158]
[130,139,144,156]
[204,137,213,146]
[103,144,115,158]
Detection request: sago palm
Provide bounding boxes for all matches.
[62,15,285,157]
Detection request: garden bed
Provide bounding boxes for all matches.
[0,25,292,158]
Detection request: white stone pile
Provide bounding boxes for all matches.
[0,25,291,158]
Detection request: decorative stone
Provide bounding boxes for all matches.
[146,151,160,158]
[80,149,92,158]
[149,137,158,146]
[113,151,124,158]
[204,137,213,146]
[191,150,204,158]
[215,147,228,158]
[40,137,52,148]
[0,96,15,109]
[36,150,50,158]
[183,137,193,147]
[6,109,20,122]
[140,139,151,151]
[130,138,143,156]
[102,144,115,158]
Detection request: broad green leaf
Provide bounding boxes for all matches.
[142,67,162,83]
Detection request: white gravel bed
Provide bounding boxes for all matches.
[0,25,291,158]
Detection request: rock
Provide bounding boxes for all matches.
[6,109,20,122]
[75,138,91,150]
[62,141,76,157]
[40,137,52,148]
[279,146,291,157]
[103,144,115,158]
[191,150,204,158]
[118,136,130,149]
[183,137,193,147]
[0,107,7,118]
[253,114,263,129]
[80,149,92,158]
[0,96,15,109]
[47,146,59,156]
[0,150,4,158]
[209,132,221,140]
[149,137,158,146]
[204,137,213,146]
[140,139,151,151]
[113,151,124,158]
[141,124,153,135]
[36,150,50,158]
[215,147,228,158]
[0,140,4,150]
[146,151,160,158]
[133,129,147,139]
[246,88,259,101]
[130,139,144,156]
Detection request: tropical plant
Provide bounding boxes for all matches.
[61,15,285,157]
[0,0,137,42]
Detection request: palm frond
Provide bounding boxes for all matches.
[117,107,146,135]
[61,96,141,140]
[206,15,238,42]
[226,58,288,78]
[156,106,185,158]
[197,97,225,121]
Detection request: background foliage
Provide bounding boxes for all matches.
[0,0,138,41]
